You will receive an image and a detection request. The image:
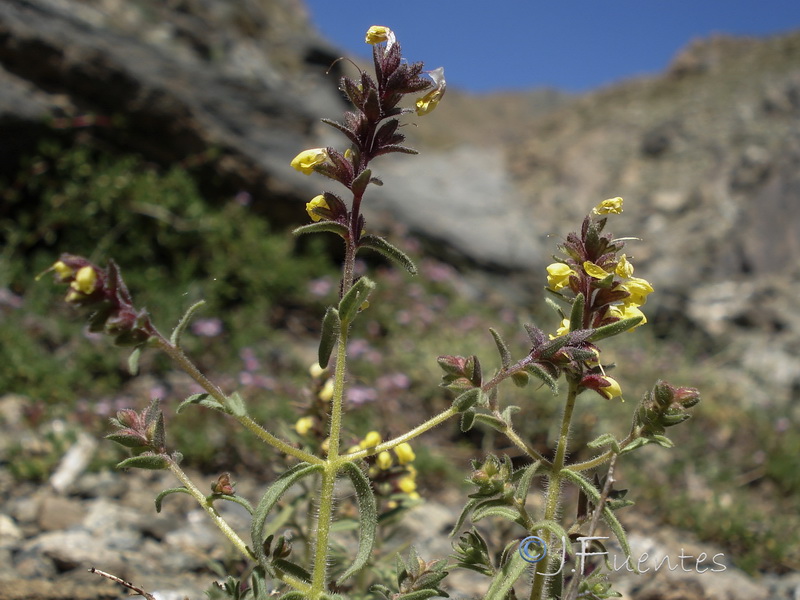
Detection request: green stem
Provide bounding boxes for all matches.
[341,404,458,461]
[167,458,254,561]
[529,378,580,600]
[310,313,351,595]
[154,336,321,465]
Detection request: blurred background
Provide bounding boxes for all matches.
[1,1,799,598]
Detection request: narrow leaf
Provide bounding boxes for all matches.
[587,433,621,453]
[176,393,226,414]
[154,487,192,512]
[337,462,378,584]
[524,363,559,394]
[338,277,376,324]
[471,499,520,524]
[472,413,506,432]
[209,493,254,515]
[452,388,482,412]
[292,221,350,238]
[351,167,372,197]
[460,409,476,432]
[272,558,311,583]
[483,549,529,600]
[318,307,340,369]
[588,316,643,342]
[449,497,480,536]
[170,300,207,346]
[489,328,512,369]
[251,463,323,571]
[568,293,585,331]
[513,461,542,503]
[116,453,170,470]
[358,234,418,275]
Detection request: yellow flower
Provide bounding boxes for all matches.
[398,475,417,494]
[598,376,623,401]
[546,263,575,291]
[360,431,382,449]
[290,148,328,175]
[615,254,634,278]
[415,67,446,116]
[309,362,325,378]
[295,416,314,435]
[394,442,416,465]
[70,266,97,295]
[376,451,393,470]
[592,197,623,215]
[621,277,654,306]
[365,25,393,45]
[305,194,330,222]
[318,379,335,402]
[549,318,570,339]
[583,261,610,280]
[608,304,647,328]
[52,260,74,279]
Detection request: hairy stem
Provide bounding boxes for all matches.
[529,378,580,600]
[166,458,253,561]
[154,336,320,464]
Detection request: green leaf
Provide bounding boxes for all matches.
[128,347,142,376]
[318,307,340,369]
[569,293,585,331]
[471,499,520,524]
[351,167,372,197]
[460,409,476,432]
[338,277,376,324]
[226,391,247,418]
[105,432,147,449]
[489,328,512,368]
[154,486,192,512]
[292,221,349,238]
[116,453,170,470]
[588,316,643,342]
[452,388,482,412]
[208,493,254,515]
[170,300,206,346]
[251,463,323,571]
[472,413,506,432]
[272,558,311,583]
[524,363,559,394]
[337,462,378,584]
[513,461,542,503]
[587,433,621,453]
[529,519,570,546]
[176,393,227,414]
[358,234,418,275]
[277,593,307,600]
[395,592,444,600]
[483,548,528,600]
[560,469,637,572]
[449,497,480,536]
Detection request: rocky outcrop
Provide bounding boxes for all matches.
[0,0,346,225]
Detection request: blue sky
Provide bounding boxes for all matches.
[303,1,800,93]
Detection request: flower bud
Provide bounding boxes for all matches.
[360,430,382,449]
[394,442,416,464]
[305,194,331,222]
[376,451,393,470]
